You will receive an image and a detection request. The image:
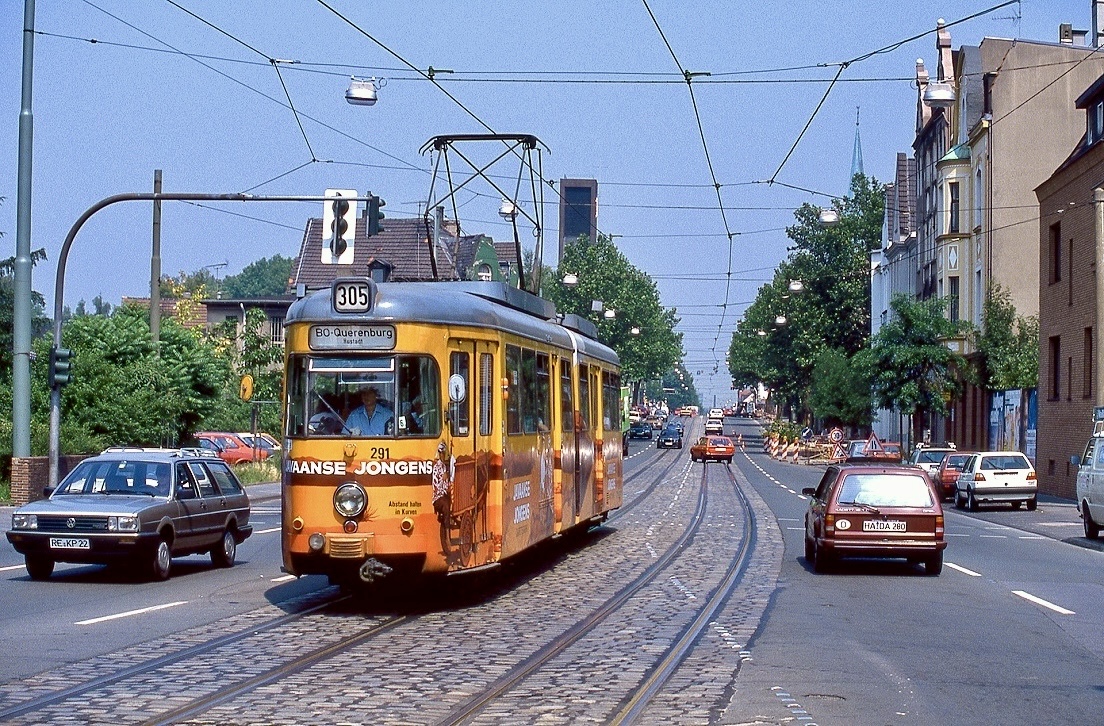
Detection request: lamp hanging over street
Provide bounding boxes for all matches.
[499,199,518,221]
[346,77,385,106]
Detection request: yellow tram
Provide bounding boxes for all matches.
[281,279,624,585]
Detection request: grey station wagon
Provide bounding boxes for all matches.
[6,448,252,581]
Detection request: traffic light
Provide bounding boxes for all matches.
[367,193,386,237]
[321,189,357,265]
[49,346,73,388]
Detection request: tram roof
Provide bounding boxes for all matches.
[285,281,620,366]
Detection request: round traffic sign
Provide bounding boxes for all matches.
[829,428,844,443]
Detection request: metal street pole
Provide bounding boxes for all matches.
[12,0,36,459]
[1095,188,1104,407]
[48,191,375,487]
[151,170,162,345]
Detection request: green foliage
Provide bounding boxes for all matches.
[232,459,280,485]
[643,365,700,409]
[222,255,294,298]
[0,248,51,377]
[729,174,884,415]
[975,283,1039,391]
[765,419,801,441]
[868,294,969,427]
[545,234,682,383]
[808,346,873,428]
[159,268,215,299]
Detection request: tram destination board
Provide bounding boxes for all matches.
[309,324,396,350]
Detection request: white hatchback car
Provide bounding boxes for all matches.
[954,451,1037,511]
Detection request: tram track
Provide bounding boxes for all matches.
[0,446,685,725]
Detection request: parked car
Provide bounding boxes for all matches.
[954,451,1038,511]
[704,418,724,435]
[194,432,269,465]
[933,451,975,500]
[908,444,958,481]
[803,464,946,575]
[6,448,253,581]
[656,425,683,449]
[690,436,735,463]
[628,421,653,440]
[237,432,281,454]
[1075,432,1104,539]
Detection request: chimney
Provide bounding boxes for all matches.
[1096,0,1104,47]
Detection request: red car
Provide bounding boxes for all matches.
[803,464,946,575]
[690,436,735,463]
[194,432,269,465]
[933,451,975,500]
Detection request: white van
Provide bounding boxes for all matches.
[1074,425,1104,539]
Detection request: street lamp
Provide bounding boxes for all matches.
[499,199,518,221]
[788,279,805,293]
[345,76,385,106]
[604,308,616,319]
[562,272,579,287]
[631,326,641,335]
[818,208,840,226]
[775,315,788,326]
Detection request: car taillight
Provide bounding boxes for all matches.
[935,515,944,538]
[1026,472,1037,481]
[825,514,835,535]
[974,473,986,481]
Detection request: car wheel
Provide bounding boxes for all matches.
[24,555,54,581]
[1026,497,1037,511]
[924,551,943,576]
[967,489,979,512]
[726,457,733,463]
[954,490,964,509]
[804,534,815,563]
[813,543,832,573]
[151,537,172,581]
[211,528,237,568]
[1010,500,1022,510]
[1083,502,1101,539]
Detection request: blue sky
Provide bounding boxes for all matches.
[0,0,1091,402]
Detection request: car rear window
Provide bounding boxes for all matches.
[708,437,730,446]
[836,473,934,508]
[945,454,970,469]
[917,450,950,464]
[980,455,1031,470]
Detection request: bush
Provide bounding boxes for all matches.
[234,459,280,486]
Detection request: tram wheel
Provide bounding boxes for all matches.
[458,511,476,567]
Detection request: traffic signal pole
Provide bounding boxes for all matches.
[47,191,376,488]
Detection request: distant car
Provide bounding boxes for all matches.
[933,451,975,500]
[909,445,958,481]
[704,418,724,435]
[708,408,724,420]
[690,436,735,463]
[803,464,946,575]
[954,451,1037,511]
[629,421,653,440]
[194,432,269,465]
[846,439,903,463]
[237,432,281,454]
[6,447,252,581]
[656,425,683,449]
[646,415,665,430]
[670,421,685,435]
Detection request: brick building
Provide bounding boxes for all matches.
[1035,73,1104,498]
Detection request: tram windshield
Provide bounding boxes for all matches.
[286,354,441,439]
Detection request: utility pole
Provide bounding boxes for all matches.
[151,170,162,345]
[12,0,36,460]
[1095,188,1104,406]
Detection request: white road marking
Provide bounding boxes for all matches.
[76,601,188,626]
[946,533,970,537]
[979,534,1007,539]
[0,564,27,572]
[1018,535,1046,540]
[1035,522,1082,527]
[254,527,281,535]
[271,574,296,582]
[786,527,804,531]
[945,562,981,577]
[1012,590,1075,615]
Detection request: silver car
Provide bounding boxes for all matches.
[6,448,252,581]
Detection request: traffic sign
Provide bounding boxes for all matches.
[829,427,844,443]
[862,431,885,455]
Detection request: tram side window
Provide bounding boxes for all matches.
[398,356,440,437]
[603,371,621,432]
[506,345,522,434]
[450,352,471,437]
[578,364,591,432]
[560,359,574,433]
[479,353,494,436]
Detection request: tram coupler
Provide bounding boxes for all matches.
[359,558,393,583]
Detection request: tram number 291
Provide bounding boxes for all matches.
[332,278,374,314]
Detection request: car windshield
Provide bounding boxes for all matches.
[836,473,934,508]
[917,450,950,464]
[981,455,1031,470]
[56,459,172,497]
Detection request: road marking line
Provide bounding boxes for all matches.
[786,527,804,531]
[76,601,188,626]
[254,527,281,535]
[0,564,27,572]
[945,562,981,577]
[271,574,296,582]
[1012,590,1075,615]
[1018,535,1046,540]
[979,535,1007,538]
[1035,522,1081,527]
[946,533,970,537]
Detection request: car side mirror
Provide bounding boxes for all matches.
[1071,455,1082,467]
[801,487,816,497]
[42,486,54,498]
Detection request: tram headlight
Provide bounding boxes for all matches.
[334,482,367,518]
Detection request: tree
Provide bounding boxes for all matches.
[975,282,1039,391]
[808,346,873,429]
[868,294,970,444]
[0,248,50,378]
[544,234,682,385]
[222,255,294,298]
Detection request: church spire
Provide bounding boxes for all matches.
[851,106,864,181]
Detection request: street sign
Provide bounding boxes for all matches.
[862,431,885,455]
[829,427,844,443]
[832,443,848,460]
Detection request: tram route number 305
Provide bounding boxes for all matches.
[331,278,375,314]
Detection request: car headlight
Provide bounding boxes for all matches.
[334,482,367,518]
[108,516,139,532]
[12,513,37,530]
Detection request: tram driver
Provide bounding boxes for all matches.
[346,385,394,436]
